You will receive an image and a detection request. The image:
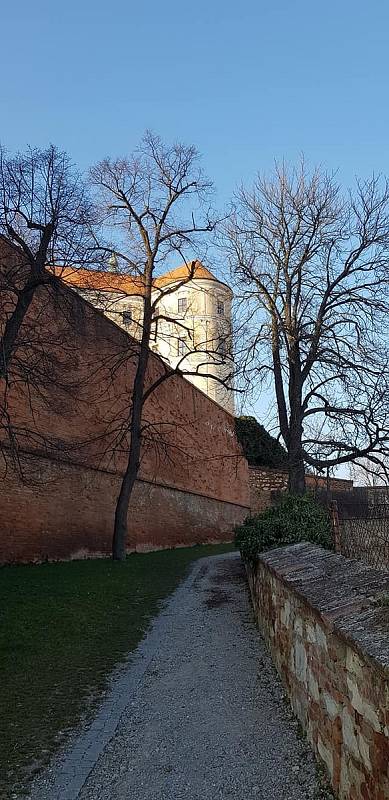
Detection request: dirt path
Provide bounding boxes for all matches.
[30,553,329,800]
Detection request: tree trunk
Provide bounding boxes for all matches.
[288,452,306,494]
[112,434,141,560]
[112,363,147,560]
[288,388,306,494]
[1,227,53,380]
[0,283,35,379]
[288,417,306,494]
[111,294,152,560]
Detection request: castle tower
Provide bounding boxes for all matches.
[152,262,235,415]
[56,260,235,415]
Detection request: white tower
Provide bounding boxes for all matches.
[58,260,235,415]
[152,262,235,415]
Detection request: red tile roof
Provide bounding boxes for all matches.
[53,261,222,296]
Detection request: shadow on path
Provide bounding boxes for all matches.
[30,553,331,800]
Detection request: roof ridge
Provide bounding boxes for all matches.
[54,260,229,294]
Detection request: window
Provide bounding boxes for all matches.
[122,309,133,325]
[178,297,187,313]
[177,338,188,356]
[219,338,227,357]
[217,300,224,316]
[219,337,232,359]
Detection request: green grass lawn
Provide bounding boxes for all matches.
[0,542,234,798]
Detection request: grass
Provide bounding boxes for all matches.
[0,542,234,798]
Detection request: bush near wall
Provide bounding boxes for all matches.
[235,493,332,563]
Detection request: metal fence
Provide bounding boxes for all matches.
[331,500,389,572]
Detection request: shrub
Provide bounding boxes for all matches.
[235,493,332,563]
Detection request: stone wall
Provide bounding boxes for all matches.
[248,466,353,513]
[246,543,389,800]
[248,466,288,512]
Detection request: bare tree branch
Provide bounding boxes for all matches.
[223,160,389,492]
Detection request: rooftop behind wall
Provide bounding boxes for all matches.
[246,543,389,800]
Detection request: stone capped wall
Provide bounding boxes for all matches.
[246,543,389,800]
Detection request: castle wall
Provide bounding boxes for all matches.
[0,450,246,563]
[0,243,249,562]
[76,286,144,337]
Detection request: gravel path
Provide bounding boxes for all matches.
[30,552,330,800]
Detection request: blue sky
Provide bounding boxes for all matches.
[1,0,388,460]
[1,0,388,204]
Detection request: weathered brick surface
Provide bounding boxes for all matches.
[0,240,249,562]
[248,467,353,513]
[246,543,389,800]
[248,467,288,512]
[0,452,246,563]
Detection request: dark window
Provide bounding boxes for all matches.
[177,338,188,356]
[178,297,187,313]
[217,300,224,316]
[219,338,227,357]
[122,309,133,325]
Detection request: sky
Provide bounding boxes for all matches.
[1,0,388,469]
[2,0,389,203]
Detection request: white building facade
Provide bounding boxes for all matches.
[58,261,235,415]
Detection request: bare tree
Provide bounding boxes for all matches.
[90,132,234,559]
[350,457,389,487]
[0,145,94,377]
[223,162,389,493]
[0,145,96,470]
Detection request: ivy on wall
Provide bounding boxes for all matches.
[235,416,287,468]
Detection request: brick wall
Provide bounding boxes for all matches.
[246,543,389,800]
[0,241,249,562]
[249,466,353,513]
[305,474,354,492]
[0,451,247,563]
[248,467,288,512]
